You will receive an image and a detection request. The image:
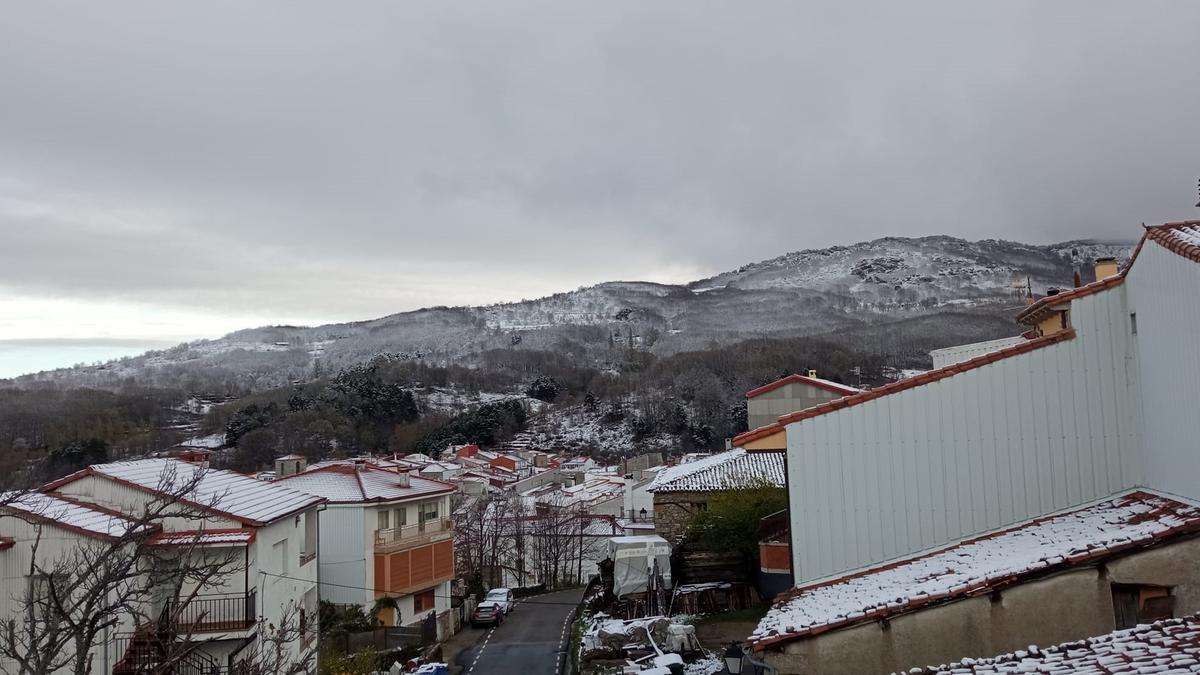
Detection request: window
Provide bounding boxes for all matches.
[413,588,436,613]
[377,509,390,531]
[1112,584,1173,629]
[1130,312,1138,335]
[395,507,407,527]
[421,502,439,522]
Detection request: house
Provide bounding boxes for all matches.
[907,614,1200,674]
[735,220,1200,673]
[272,462,456,634]
[646,449,785,541]
[749,491,1200,674]
[1,458,326,674]
[744,371,859,431]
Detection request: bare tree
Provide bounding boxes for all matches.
[0,464,305,675]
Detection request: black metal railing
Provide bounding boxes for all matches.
[163,589,257,633]
[113,634,232,675]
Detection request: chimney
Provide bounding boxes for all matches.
[1094,257,1119,280]
[1046,288,1060,297]
[807,369,818,379]
[275,455,307,478]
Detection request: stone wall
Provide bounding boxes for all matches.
[652,491,711,542]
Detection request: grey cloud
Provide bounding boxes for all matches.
[1,0,1198,333]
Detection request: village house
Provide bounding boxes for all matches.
[272,460,457,636]
[735,220,1200,673]
[0,458,325,674]
[647,449,786,542]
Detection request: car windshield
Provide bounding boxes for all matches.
[485,591,507,599]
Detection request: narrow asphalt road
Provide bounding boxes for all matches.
[455,587,583,675]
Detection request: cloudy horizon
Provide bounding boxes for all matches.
[3,1,1199,377]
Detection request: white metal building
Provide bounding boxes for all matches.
[735,220,1200,587]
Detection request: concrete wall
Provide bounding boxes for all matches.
[763,536,1200,675]
[1126,240,1200,503]
[783,284,1144,584]
[748,381,849,431]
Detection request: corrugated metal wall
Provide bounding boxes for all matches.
[318,505,369,606]
[785,286,1144,584]
[1128,241,1200,502]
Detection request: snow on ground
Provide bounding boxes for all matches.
[180,432,226,449]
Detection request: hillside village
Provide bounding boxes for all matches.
[0,219,1196,674]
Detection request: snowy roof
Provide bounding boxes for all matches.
[1145,219,1200,264]
[750,491,1200,649]
[47,459,325,527]
[648,449,785,493]
[274,463,454,504]
[745,373,860,399]
[147,528,256,546]
[906,615,1200,674]
[2,491,144,540]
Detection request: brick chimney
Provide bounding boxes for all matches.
[1094,257,1119,280]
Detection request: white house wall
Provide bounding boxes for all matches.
[785,285,1144,584]
[1127,240,1200,502]
[319,504,368,607]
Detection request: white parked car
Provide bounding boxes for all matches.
[484,588,515,614]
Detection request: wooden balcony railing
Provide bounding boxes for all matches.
[374,518,452,553]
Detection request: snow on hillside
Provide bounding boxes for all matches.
[5,235,1134,392]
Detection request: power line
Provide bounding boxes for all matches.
[258,570,586,606]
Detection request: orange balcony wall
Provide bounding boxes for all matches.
[373,539,455,597]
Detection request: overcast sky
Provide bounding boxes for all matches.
[2,1,1199,376]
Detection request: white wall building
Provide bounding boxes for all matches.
[274,462,456,631]
[735,220,1200,587]
[0,458,325,674]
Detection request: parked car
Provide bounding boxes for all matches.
[484,588,515,614]
[471,601,505,628]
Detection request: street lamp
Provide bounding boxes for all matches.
[639,507,648,522]
[724,641,745,674]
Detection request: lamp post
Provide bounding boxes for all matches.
[639,507,648,522]
[724,641,745,674]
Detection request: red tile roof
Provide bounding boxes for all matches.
[1014,275,1125,325]
[1144,219,1200,264]
[750,491,1200,650]
[734,329,1076,449]
[745,374,860,399]
[908,615,1200,674]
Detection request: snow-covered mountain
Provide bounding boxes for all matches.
[9,235,1132,391]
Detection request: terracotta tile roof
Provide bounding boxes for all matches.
[1,491,147,541]
[647,449,786,493]
[906,614,1200,674]
[749,491,1200,650]
[1014,275,1125,325]
[745,374,860,399]
[273,463,455,504]
[1144,219,1200,264]
[146,528,256,546]
[44,459,326,527]
[733,330,1076,449]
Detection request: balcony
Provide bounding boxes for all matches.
[164,590,257,633]
[374,518,453,554]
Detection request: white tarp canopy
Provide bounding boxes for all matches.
[608,535,672,597]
